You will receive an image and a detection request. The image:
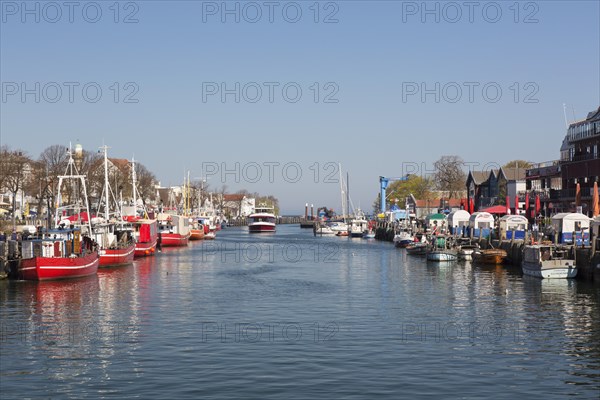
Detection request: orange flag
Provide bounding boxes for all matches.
[593,181,599,217]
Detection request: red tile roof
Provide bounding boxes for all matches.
[223,194,245,201]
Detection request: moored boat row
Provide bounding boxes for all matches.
[3,145,221,281]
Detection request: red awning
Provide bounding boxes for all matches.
[66,212,93,222]
[480,205,509,214]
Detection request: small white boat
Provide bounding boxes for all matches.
[349,210,368,237]
[426,236,457,262]
[456,241,479,261]
[329,222,348,232]
[393,230,414,248]
[427,251,457,262]
[315,224,335,235]
[406,242,429,256]
[522,245,577,279]
[363,230,375,239]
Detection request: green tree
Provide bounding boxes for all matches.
[375,175,434,212]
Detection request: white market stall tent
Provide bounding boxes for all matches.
[551,213,590,245]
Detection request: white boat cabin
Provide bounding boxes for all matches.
[157,213,190,235]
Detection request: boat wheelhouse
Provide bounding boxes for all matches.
[157,213,191,246]
[348,210,368,237]
[132,218,158,257]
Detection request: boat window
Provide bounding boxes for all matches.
[541,249,551,261]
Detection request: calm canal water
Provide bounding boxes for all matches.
[1,225,599,399]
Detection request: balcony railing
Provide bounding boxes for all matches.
[528,160,560,169]
[560,187,594,199]
[516,189,562,201]
[562,153,599,163]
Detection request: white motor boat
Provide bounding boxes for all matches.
[522,245,577,279]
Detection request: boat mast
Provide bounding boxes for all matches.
[346,172,350,217]
[339,163,346,222]
[187,170,191,216]
[55,144,93,234]
[131,156,137,212]
[100,145,111,221]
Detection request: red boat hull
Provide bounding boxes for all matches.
[135,239,157,257]
[248,224,276,233]
[134,220,158,258]
[99,243,136,267]
[189,229,205,240]
[18,252,99,281]
[161,233,190,247]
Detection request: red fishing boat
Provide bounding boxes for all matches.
[92,146,136,267]
[93,223,136,267]
[125,157,158,257]
[157,213,190,246]
[19,230,99,280]
[17,145,99,280]
[189,219,205,240]
[132,218,158,257]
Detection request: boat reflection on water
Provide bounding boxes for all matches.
[0,276,102,368]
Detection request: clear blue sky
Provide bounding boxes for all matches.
[1,0,599,214]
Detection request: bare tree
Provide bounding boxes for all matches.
[433,155,466,199]
[0,146,9,190]
[255,194,280,215]
[135,162,158,204]
[2,149,32,227]
[37,145,69,223]
[234,189,251,217]
[40,145,69,176]
[215,185,228,214]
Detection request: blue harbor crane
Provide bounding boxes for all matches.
[379,175,410,213]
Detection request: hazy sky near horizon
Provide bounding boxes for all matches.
[1,0,599,214]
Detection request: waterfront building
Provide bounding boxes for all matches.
[526,106,600,215]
